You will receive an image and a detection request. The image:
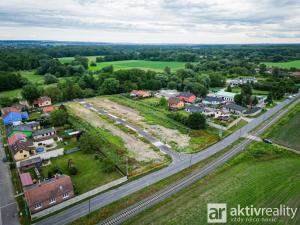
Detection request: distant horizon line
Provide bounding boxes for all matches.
[1,39,300,46]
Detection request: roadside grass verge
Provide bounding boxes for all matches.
[124,142,300,225]
[264,103,300,151]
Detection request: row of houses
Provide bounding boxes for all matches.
[1,97,74,214]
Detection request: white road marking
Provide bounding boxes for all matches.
[153,141,164,147]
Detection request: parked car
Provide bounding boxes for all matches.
[263,139,273,144]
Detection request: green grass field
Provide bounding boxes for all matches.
[263,60,300,69]
[41,151,123,194]
[264,104,300,151]
[58,56,187,72]
[125,142,300,225]
[232,87,269,95]
[19,71,44,84]
[89,60,187,72]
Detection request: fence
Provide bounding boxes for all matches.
[31,176,128,219]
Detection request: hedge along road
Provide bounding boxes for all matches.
[34,92,300,225]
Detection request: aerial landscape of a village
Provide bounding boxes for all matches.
[0,1,300,225]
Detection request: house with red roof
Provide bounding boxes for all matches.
[130,90,152,98]
[20,173,33,187]
[178,92,196,103]
[42,106,55,114]
[24,175,74,213]
[33,96,52,108]
[8,133,27,146]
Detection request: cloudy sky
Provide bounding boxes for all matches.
[0,0,299,44]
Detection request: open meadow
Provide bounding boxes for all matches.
[263,60,300,69]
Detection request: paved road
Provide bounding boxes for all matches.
[98,94,300,225]
[34,93,300,225]
[0,131,20,225]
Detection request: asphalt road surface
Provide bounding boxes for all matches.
[34,93,300,225]
[0,131,20,225]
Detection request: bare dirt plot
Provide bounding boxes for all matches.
[87,97,190,148]
[67,102,163,162]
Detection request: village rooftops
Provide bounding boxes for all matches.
[32,128,56,137]
[202,96,224,104]
[168,97,182,105]
[225,103,247,113]
[11,139,34,155]
[155,89,179,99]
[19,156,42,168]
[24,175,74,213]
[185,105,205,113]
[178,92,195,98]
[20,173,33,187]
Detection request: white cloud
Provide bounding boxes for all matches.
[0,0,299,43]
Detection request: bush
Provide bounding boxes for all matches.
[69,166,78,175]
[44,74,58,84]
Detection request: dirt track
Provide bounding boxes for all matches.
[67,102,163,162]
[87,97,190,149]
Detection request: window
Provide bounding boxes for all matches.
[34,202,42,210]
[62,192,69,199]
[49,197,56,204]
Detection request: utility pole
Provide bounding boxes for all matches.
[189,154,192,167]
[88,198,91,213]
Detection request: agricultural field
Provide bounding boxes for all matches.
[19,70,44,84]
[264,104,300,151]
[87,95,221,153]
[263,60,300,69]
[88,60,187,72]
[125,142,300,225]
[66,102,167,176]
[41,151,123,194]
[58,56,187,72]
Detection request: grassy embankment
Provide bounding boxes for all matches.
[264,103,300,151]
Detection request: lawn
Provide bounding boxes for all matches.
[0,88,22,98]
[232,87,269,95]
[125,142,300,225]
[264,103,300,151]
[58,55,103,64]
[19,70,44,84]
[263,60,300,69]
[41,151,123,194]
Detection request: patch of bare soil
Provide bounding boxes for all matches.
[87,97,190,148]
[67,102,162,162]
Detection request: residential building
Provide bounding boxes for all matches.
[32,128,56,141]
[8,133,27,146]
[24,175,74,213]
[33,138,55,148]
[291,71,300,77]
[202,96,224,105]
[33,96,52,108]
[168,97,185,110]
[42,106,55,114]
[1,106,22,116]
[11,139,35,161]
[18,156,42,170]
[214,90,236,102]
[226,78,257,87]
[155,89,179,99]
[178,92,196,103]
[7,122,40,137]
[225,103,247,115]
[20,173,34,187]
[130,90,152,98]
[185,105,205,113]
[3,112,29,126]
[244,107,262,116]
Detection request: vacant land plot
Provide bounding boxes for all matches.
[41,151,123,194]
[67,102,163,162]
[126,142,300,225]
[264,104,300,151]
[88,96,221,153]
[263,60,300,69]
[87,97,190,150]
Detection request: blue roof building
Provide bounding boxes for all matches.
[3,112,29,125]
